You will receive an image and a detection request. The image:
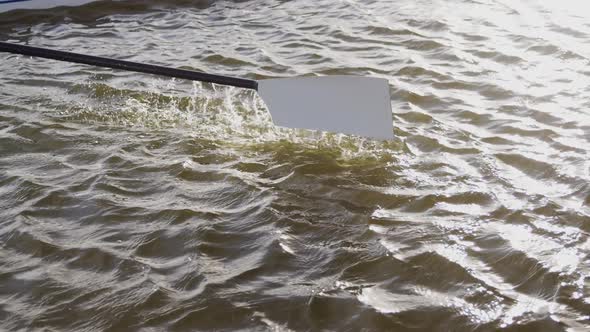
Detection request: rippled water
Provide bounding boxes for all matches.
[1,0,589,331]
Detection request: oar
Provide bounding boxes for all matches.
[0,41,393,139]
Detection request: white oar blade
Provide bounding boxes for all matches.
[257,76,393,140]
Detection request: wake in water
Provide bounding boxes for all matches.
[55,78,405,161]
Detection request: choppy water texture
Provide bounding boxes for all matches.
[1,0,589,331]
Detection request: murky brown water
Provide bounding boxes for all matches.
[1,0,589,331]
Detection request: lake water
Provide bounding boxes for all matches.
[1,0,589,331]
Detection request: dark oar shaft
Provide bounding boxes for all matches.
[0,41,258,90]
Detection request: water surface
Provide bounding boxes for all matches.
[1,0,589,331]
